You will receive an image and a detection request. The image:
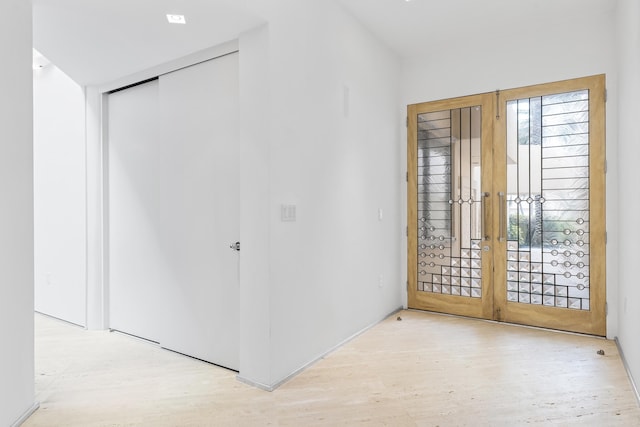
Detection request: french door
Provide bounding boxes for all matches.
[407,75,606,336]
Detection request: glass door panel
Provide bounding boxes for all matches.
[504,90,590,309]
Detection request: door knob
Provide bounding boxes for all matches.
[230,241,240,252]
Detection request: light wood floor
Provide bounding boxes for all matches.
[24,310,640,426]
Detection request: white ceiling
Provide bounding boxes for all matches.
[33,0,617,87]
[337,0,616,59]
[33,0,267,86]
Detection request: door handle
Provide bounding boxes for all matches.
[482,192,490,241]
[450,176,457,242]
[498,192,506,242]
[229,241,240,252]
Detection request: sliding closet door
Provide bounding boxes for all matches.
[108,53,239,370]
[156,54,239,370]
[108,80,164,342]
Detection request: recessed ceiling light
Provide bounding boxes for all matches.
[166,14,186,24]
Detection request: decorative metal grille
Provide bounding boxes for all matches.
[417,107,483,298]
[505,90,591,310]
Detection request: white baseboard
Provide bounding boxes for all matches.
[11,401,40,427]
[236,375,275,392]
[236,306,403,392]
[615,337,640,406]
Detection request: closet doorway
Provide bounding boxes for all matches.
[107,53,240,369]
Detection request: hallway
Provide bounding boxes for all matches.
[24,310,640,426]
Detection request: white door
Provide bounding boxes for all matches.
[108,53,240,370]
[108,79,164,343]
[155,54,240,369]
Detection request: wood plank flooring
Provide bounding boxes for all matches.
[24,310,640,426]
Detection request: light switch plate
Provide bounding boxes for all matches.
[281,204,297,222]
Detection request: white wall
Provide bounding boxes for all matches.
[238,0,403,387]
[0,0,36,425]
[238,24,272,386]
[400,5,620,337]
[33,63,87,326]
[616,0,640,391]
[85,86,107,330]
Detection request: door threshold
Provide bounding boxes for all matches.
[405,308,607,339]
